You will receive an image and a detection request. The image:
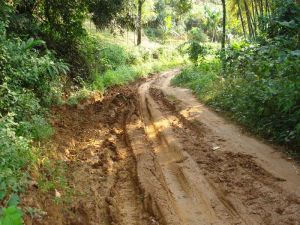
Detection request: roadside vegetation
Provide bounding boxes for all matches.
[0,0,186,223]
[172,0,300,153]
[0,0,299,224]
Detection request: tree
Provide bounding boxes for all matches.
[172,0,193,18]
[221,0,226,72]
[43,0,87,46]
[204,6,222,42]
[89,0,134,29]
[243,0,255,38]
[237,0,247,37]
[137,0,145,45]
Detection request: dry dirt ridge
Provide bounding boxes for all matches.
[24,70,300,225]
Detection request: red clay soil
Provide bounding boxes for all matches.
[22,70,300,225]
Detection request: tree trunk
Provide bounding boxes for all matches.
[221,0,226,73]
[244,0,254,38]
[265,0,270,16]
[259,0,264,17]
[237,0,246,38]
[251,0,257,35]
[137,0,143,46]
[254,0,260,25]
[254,0,259,17]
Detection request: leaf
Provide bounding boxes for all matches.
[164,15,173,29]
[296,123,300,134]
[23,38,45,51]
[7,194,20,207]
[290,50,300,57]
[277,20,297,29]
[0,191,6,201]
[0,206,23,225]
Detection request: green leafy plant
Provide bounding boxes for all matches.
[0,206,23,225]
[173,38,300,150]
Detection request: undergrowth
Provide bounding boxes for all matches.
[67,31,186,105]
[1,14,185,223]
[172,45,300,154]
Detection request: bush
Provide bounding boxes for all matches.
[0,34,68,138]
[0,37,68,106]
[98,43,127,71]
[18,115,54,140]
[78,35,129,80]
[0,115,35,200]
[173,40,300,149]
[188,27,208,43]
[172,58,220,95]
[179,41,208,64]
[144,27,168,42]
[0,206,23,225]
[0,30,68,220]
[92,65,138,90]
[221,40,300,147]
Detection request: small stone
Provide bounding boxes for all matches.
[212,146,220,151]
[55,189,61,198]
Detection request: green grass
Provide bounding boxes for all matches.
[69,27,187,97]
[171,57,220,102]
[90,57,186,91]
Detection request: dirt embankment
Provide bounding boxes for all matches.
[23,70,300,225]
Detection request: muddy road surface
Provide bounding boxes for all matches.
[24,70,300,225]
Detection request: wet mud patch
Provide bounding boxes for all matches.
[23,85,156,225]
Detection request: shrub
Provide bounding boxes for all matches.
[0,206,23,225]
[0,115,34,200]
[92,65,138,90]
[0,34,69,139]
[67,87,93,105]
[173,40,300,149]
[98,43,127,71]
[179,41,208,64]
[188,27,208,43]
[172,58,220,94]
[0,31,69,222]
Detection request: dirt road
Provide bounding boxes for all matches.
[24,70,300,225]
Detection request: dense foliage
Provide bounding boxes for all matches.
[1,0,299,222]
[0,2,71,221]
[1,0,186,221]
[173,0,300,151]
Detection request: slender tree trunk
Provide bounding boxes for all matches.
[238,0,246,38]
[137,0,144,46]
[265,0,269,15]
[254,0,260,27]
[259,0,264,17]
[221,0,226,73]
[244,0,254,38]
[221,0,226,50]
[265,0,271,16]
[251,0,257,35]
[254,0,260,17]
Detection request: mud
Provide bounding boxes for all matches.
[23,70,300,225]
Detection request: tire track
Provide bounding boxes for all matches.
[131,71,254,225]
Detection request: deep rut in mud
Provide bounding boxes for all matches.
[24,70,300,225]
